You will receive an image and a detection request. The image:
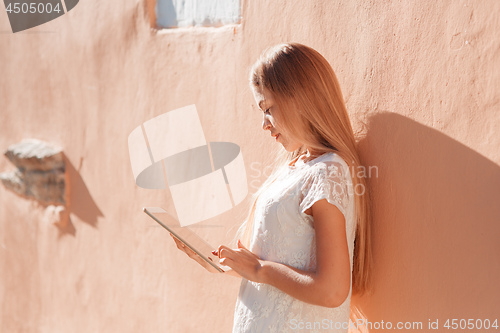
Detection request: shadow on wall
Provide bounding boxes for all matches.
[352,112,500,330]
[58,155,104,237]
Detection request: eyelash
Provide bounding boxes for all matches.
[264,108,271,114]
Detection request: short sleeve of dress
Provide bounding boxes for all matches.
[299,158,351,219]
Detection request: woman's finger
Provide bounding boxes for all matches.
[216,244,227,257]
[170,234,182,246]
[236,240,260,258]
[217,245,235,259]
[171,235,198,258]
[236,239,253,253]
[237,239,246,249]
[172,238,183,249]
[219,256,235,268]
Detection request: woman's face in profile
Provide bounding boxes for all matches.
[252,88,303,152]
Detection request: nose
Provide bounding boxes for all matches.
[262,115,272,131]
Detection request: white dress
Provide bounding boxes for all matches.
[233,152,356,333]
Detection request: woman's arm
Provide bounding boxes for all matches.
[217,198,351,308]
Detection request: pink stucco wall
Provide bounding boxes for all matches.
[1,1,499,332]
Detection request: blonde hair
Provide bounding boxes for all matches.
[237,43,373,296]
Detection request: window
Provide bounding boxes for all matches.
[155,0,240,29]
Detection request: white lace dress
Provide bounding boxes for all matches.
[233,152,356,333]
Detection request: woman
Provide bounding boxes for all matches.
[172,42,372,332]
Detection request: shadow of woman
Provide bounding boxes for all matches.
[350,112,500,332]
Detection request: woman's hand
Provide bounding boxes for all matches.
[214,240,265,282]
[169,233,217,273]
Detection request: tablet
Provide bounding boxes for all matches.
[143,207,227,273]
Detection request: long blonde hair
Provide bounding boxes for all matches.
[237,43,373,296]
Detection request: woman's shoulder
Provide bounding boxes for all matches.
[305,152,353,190]
[299,151,353,219]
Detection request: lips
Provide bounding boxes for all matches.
[272,133,280,140]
